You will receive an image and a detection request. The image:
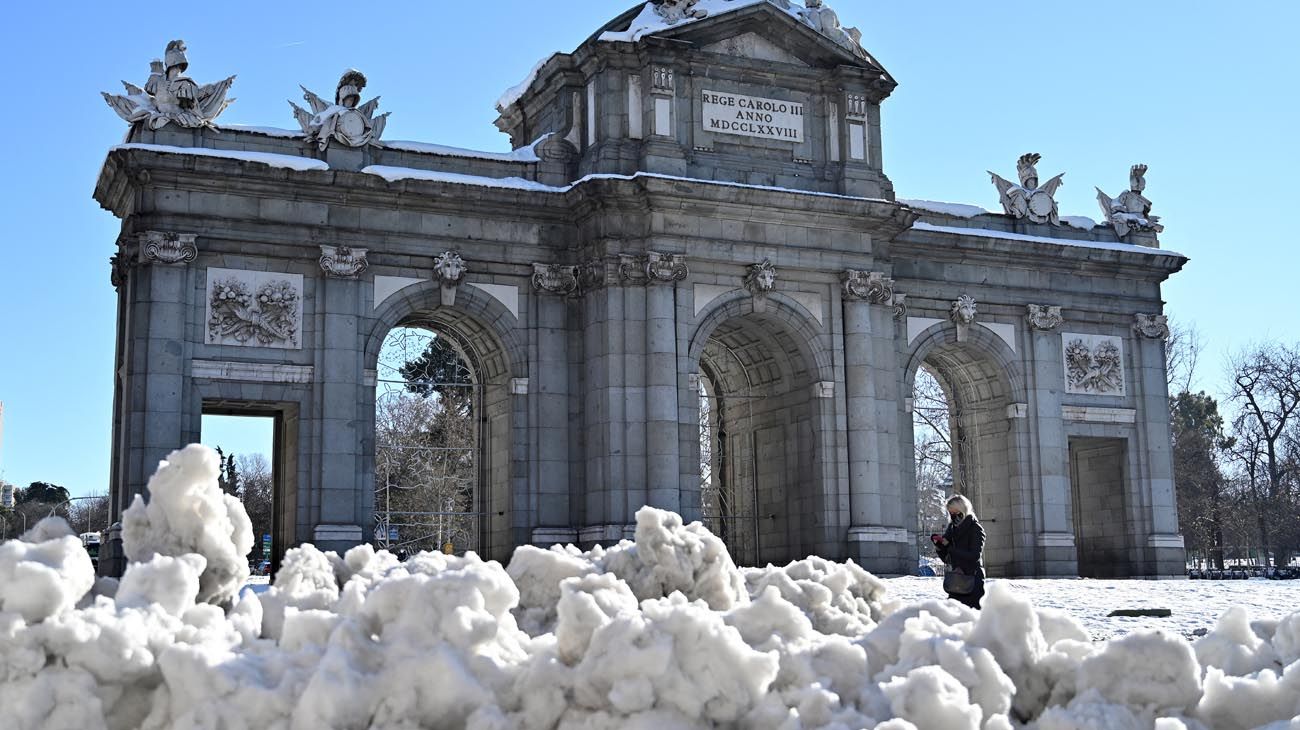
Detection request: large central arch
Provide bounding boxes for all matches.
[687,293,837,566]
[363,282,524,563]
[905,323,1031,576]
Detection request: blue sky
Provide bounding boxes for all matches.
[1,1,1296,497]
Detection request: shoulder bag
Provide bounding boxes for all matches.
[943,566,977,596]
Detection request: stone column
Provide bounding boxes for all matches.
[312,248,368,552]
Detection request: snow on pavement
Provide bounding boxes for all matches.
[884,576,1300,643]
[2,445,1299,729]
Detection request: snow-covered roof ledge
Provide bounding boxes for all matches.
[110,143,329,172]
[496,53,563,113]
[909,221,1185,259]
[379,134,549,164]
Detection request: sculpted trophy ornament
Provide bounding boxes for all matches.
[1026,304,1064,332]
[799,0,866,55]
[1096,165,1164,239]
[290,70,390,151]
[651,0,708,24]
[990,153,1065,225]
[102,40,235,130]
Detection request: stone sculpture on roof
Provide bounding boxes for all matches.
[800,0,865,55]
[1096,164,1163,239]
[651,0,708,24]
[290,70,390,151]
[989,153,1065,225]
[102,40,235,130]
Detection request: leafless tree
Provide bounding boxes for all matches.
[66,495,111,536]
[1165,317,1203,396]
[238,454,274,561]
[1227,343,1300,566]
[913,367,953,557]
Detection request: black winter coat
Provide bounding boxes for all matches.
[936,515,985,579]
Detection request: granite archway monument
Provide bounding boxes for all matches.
[96,0,1187,577]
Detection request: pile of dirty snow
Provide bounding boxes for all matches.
[1,445,1299,729]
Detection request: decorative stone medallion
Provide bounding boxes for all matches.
[1062,333,1125,396]
[206,268,304,349]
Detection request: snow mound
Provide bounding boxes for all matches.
[1,446,1299,728]
[122,444,253,605]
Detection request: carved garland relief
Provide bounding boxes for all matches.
[1062,333,1125,396]
[205,268,304,349]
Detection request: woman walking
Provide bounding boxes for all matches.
[931,494,985,609]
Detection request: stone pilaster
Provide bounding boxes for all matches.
[312,272,365,549]
[1024,304,1077,575]
[842,270,908,571]
[124,232,197,508]
[1132,314,1184,576]
[533,285,572,528]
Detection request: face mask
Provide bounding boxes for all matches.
[950,512,963,523]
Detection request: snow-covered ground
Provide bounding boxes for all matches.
[3,445,1299,729]
[884,576,1299,643]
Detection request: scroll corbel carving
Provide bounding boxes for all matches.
[1026,304,1063,332]
[319,245,369,279]
[842,270,894,305]
[532,263,579,297]
[140,231,198,265]
[1132,313,1170,340]
[646,251,688,284]
[892,293,908,321]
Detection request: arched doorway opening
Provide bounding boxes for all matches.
[911,365,954,568]
[908,329,1025,576]
[694,310,822,566]
[374,323,482,557]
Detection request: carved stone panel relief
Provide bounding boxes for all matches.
[1062,333,1125,396]
[205,268,305,349]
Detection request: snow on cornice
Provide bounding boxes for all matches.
[899,199,992,218]
[379,134,548,163]
[910,221,1184,259]
[496,53,562,112]
[111,143,329,172]
[902,199,1100,232]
